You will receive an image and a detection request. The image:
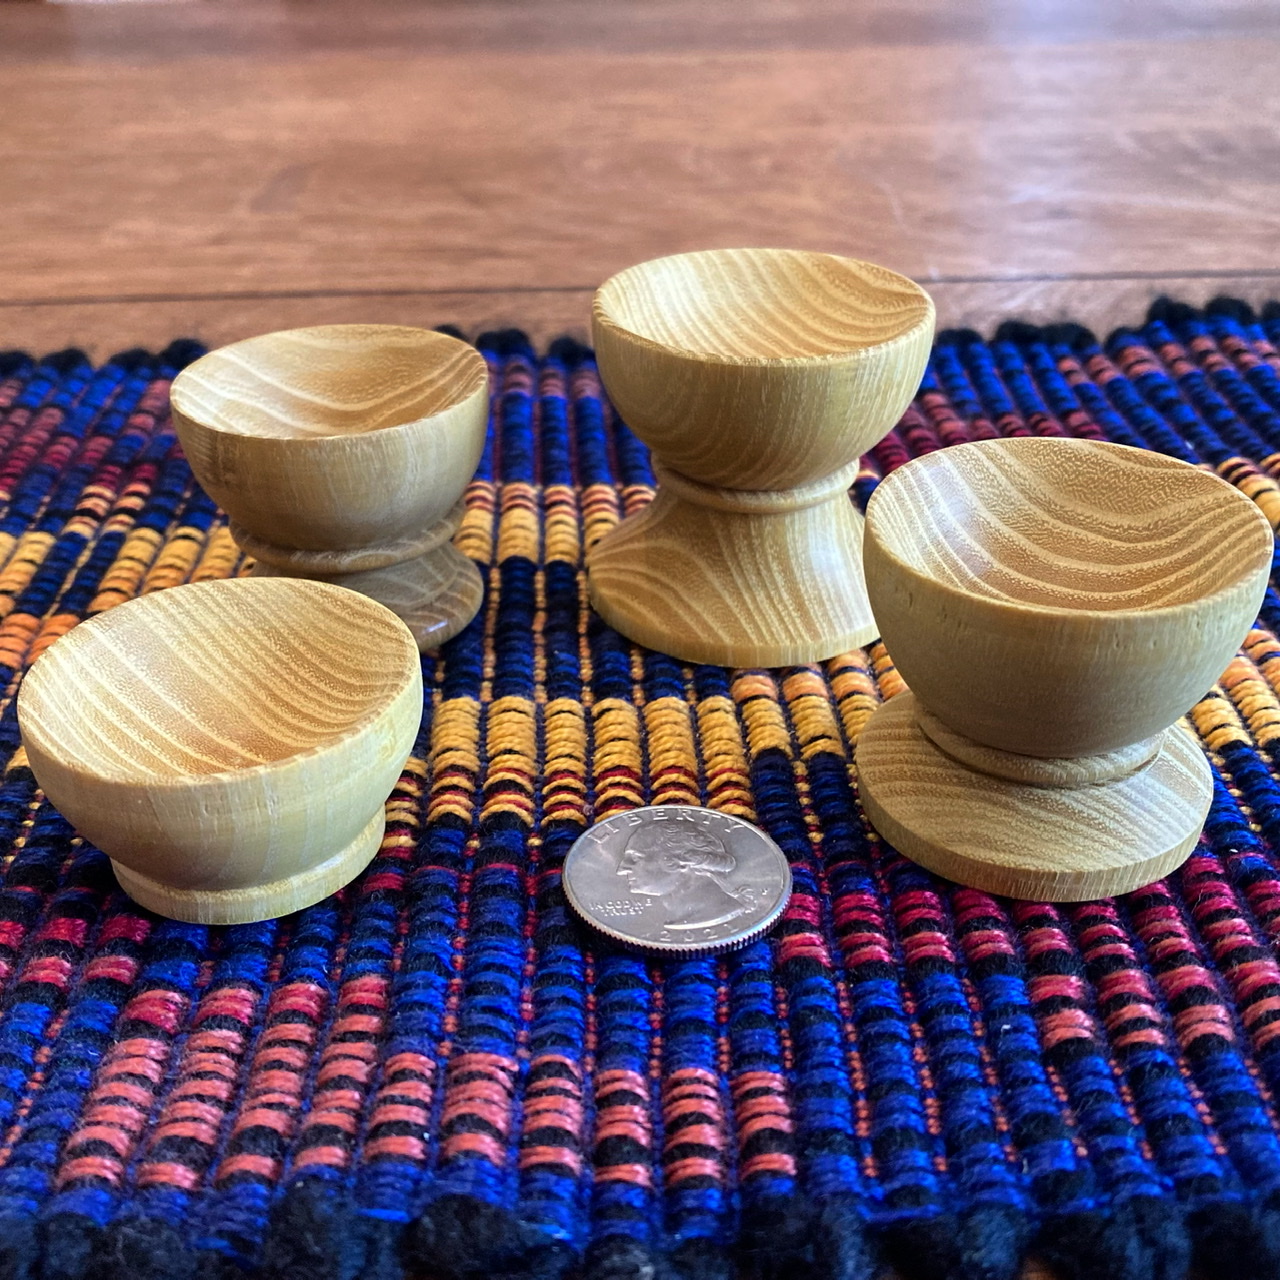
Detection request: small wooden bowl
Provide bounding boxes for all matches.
[17,577,423,924]
[171,325,489,649]
[856,437,1273,900]
[593,247,935,490]
[588,249,935,665]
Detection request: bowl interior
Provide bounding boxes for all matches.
[870,438,1271,611]
[21,579,418,782]
[170,325,487,440]
[595,248,932,361]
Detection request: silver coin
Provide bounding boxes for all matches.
[563,805,792,955]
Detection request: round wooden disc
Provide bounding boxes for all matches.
[856,692,1211,901]
[111,813,386,925]
[252,543,483,651]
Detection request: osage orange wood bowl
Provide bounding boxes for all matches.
[18,577,423,923]
[856,437,1273,900]
[587,248,935,667]
[170,324,489,649]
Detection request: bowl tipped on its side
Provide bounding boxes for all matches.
[17,577,423,922]
[20,577,417,783]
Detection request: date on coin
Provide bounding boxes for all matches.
[563,805,792,955]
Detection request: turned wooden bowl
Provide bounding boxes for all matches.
[592,247,935,490]
[864,437,1273,757]
[170,324,489,551]
[17,577,422,924]
[858,436,1272,900]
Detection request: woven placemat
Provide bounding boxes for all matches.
[0,302,1278,1280]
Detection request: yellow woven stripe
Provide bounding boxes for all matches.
[1189,687,1252,752]
[385,755,428,827]
[1219,457,1280,529]
[733,672,791,757]
[0,532,56,619]
[382,755,427,853]
[1243,628,1280,705]
[644,695,700,807]
[543,697,588,826]
[191,525,242,582]
[483,695,537,823]
[88,527,164,614]
[455,479,496,565]
[0,534,20,573]
[0,614,41,672]
[592,696,644,817]
[696,694,755,819]
[782,667,846,761]
[141,524,209,594]
[621,483,655,520]
[1220,654,1280,749]
[29,613,80,664]
[827,651,881,748]
[543,484,581,566]
[869,641,906,700]
[581,483,621,551]
[67,482,120,530]
[428,697,482,823]
[496,482,540,565]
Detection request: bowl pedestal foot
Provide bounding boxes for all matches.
[856,691,1211,901]
[234,500,483,651]
[586,459,877,667]
[111,812,386,925]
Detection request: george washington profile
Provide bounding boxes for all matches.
[615,819,757,930]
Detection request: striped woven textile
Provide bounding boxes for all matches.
[1,301,1280,1280]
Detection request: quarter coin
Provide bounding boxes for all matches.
[563,805,792,955]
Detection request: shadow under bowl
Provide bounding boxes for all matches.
[592,248,935,490]
[864,437,1274,757]
[171,324,489,549]
[18,577,423,919]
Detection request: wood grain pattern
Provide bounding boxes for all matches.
[2,0,1279,360]
[864,438,1273,757]
[16,577,423,924]
[856,437,1273,901]
[588,249,933,667]
[858,692,1212,901]
[170,324,489,649]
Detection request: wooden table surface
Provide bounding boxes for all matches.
[3,0,1279,358]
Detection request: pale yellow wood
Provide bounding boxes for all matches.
[860,694,1212,901]
[170,324,490,650]
[16,577,423,924]
[857,437,1274,901]
[587,248,935,667]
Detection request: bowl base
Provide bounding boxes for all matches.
[242,499,484,653]
[856,692,1211,901]
[587,464,877,667]
[110,813,386,924]
[253,545,482,651]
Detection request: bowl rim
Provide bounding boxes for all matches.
[864,436,1275,623]
[592,248,935,369]
[169,323,489,447]
[18,577,422,791]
